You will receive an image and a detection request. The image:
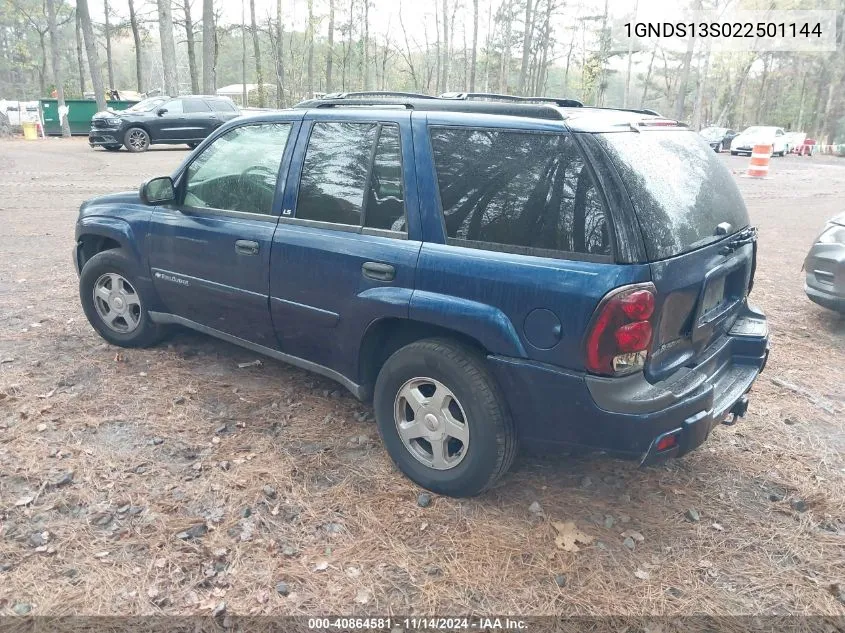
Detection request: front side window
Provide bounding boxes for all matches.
[296,122,379,226]
[160,99,183,115]
[183,123,292,215]
[430,127,610,257]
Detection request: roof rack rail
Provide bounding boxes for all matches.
[321,91,437,100]
[440,92,584,108]
[595,106,662,117]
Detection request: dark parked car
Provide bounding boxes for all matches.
[89,95,240,152]
[699,126,738,152]
[805,213,845,313]
[74,93,769,497]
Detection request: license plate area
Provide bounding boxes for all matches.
[701,276,726,316]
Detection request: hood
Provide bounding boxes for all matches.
[700,129,723,141]
[78,191,143,219]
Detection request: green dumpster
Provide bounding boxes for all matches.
[39,99,138,136]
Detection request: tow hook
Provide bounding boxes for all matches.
[723,395,749,426]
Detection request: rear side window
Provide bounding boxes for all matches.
[295,121,406,233]
[595,131,749,260]
[183,98,212,113]
[430,127,611,258]
[210,99,238,113]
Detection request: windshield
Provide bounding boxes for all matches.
[125,97,167,113]
[595,130,749,260]
[741,126,773,136]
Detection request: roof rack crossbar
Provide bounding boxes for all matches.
[440,92,584,108]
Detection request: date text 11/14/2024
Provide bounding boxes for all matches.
[307,617,529,631]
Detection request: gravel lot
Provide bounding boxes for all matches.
[1,138,844,620]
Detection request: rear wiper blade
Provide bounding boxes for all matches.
[720,226,757,254]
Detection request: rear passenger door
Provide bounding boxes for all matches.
[269,110,421,382]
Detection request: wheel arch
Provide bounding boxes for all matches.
[76,218,143,271]
[357,317,490,400]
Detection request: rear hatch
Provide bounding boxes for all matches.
[594,129,756,382]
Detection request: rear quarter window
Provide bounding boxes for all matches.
[429,127,611,259]
[595,131,749,260]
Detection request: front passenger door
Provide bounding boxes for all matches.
[147,119,300,347]
[154,98,187,141]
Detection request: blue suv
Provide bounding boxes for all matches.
[74,92,769,497]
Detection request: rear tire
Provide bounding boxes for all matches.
[124,127,150,153]
[373,338,517,497]
[79,248,165,348]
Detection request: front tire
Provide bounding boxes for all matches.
[79,248,164,348]
[124,127,150,153]
[373,338,517,497]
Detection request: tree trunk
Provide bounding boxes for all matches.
[103,0,114,89]
[275,0,285,106]
[128,0,144,93]
[434,1,441,93]
[363,0,370,90]
[441,0,449,92]
[398,0,418,90]
[623,0,638,107]
[325,0,335,93]
[75,9,86,95]
[158,0,179,95]
[672,0,701,120]
[183,0,199,94]
[691,47,710,130]
[639,45,656,108]
[202,0,215,93]
[518,0,532,93]
[77,0,106,110]
[469,0,478,91]
[38,31,47,97]
[241,0,247,105]
[716,54,755,126]
[46,0,70,136]
[306,0,314,96]
[248,0,265,106]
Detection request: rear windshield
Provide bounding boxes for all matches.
[595,130,749,260]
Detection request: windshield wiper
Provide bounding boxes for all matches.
[720,226,757,254]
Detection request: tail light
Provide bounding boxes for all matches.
[585,283,657,376]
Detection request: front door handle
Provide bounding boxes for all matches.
[362,261,395,282]
[235,239,259,255]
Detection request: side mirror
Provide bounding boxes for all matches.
[140,176,175,205]
[156,108,167,116]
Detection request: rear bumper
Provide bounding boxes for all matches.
[804,244,845,313]
[487,303,769,462]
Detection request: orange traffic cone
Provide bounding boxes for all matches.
[746,144,772,178]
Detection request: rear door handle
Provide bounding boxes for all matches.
[235,239,259,255]
[362,261,395,282]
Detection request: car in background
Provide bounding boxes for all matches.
[699,126,738,152]
[88,95,240,152]
[804,213,845,313]
[730,126,788,157]
[784,132,806,154]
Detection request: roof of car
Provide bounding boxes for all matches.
[291,92,684,133]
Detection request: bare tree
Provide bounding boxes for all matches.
[75,9,86,95]
[180,0,199,93]
[441,0,449,92]
[518,0,533,93]
[273,0,285,105]
[469,0,478,91]
[305,0,314,96]
[248,0,265,105]
[202,0,215,92]
[397,0,419,89]
[362,0,370,90]
[128,0,144,92]
[158,0,179,95]
[46,0,69,136]
[78,0,106,110]
[103,0,114,89]
[325,0,335,93]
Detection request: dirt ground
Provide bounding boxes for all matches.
[1,138,844,622]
